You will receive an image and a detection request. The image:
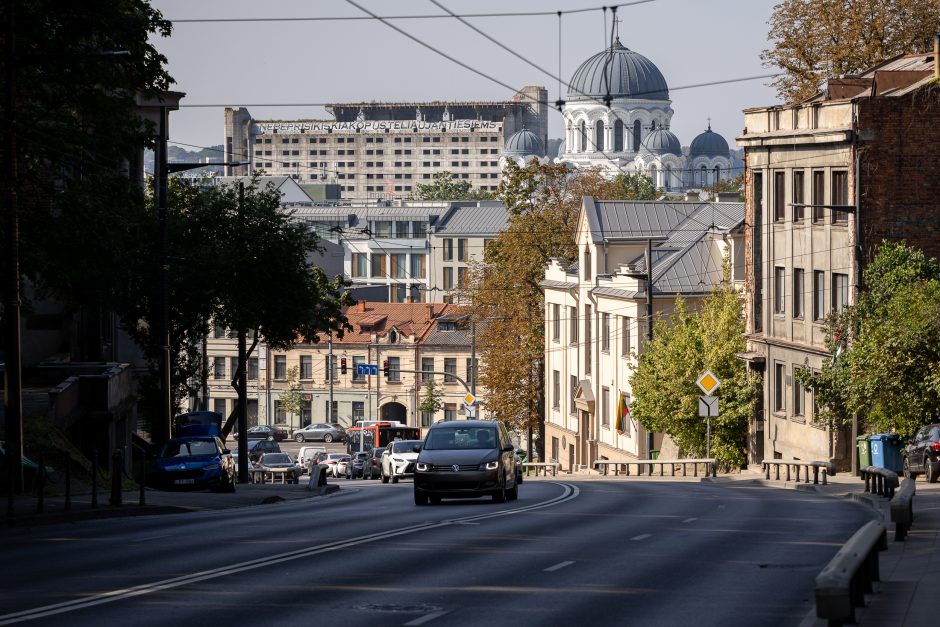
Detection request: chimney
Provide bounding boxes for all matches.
[935,33,939,81]
[426,304,436,320]
[357,301,367,313]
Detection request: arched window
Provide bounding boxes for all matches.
[595,120,604,152]
[614,120,624,151]
[665,165,673,190]
[700,165,708,186]
[649,165,658,188]
[650,120,657,130]
[633,120,641,151]
[714,166,721,182]
[579,121,587,152]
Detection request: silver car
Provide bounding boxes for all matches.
[292,423,347,443]
[255,453,304,483]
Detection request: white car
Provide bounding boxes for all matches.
[381,440,423,483]
[320,453,351,478]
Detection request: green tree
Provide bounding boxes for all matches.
[611,172,658,200]
[413,171,494,201]
[418,381,444,419]
[799,242,940,435]
[629,275,760,468]
[762,0,940,102]
[277,367,307,425]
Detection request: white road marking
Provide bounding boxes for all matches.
[404,610,450,626]
[0,483,580,625]
[682,517,698,524]
[631,534,651,541]
[543,560,575,572]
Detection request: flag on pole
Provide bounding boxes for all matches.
[615,392,630,435]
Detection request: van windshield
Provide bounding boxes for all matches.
[423,427,497,450]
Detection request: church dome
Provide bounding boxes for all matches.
[504,128,545,157]
[639,128,682,156]
[567,38,669,102]
[689,125,730,158]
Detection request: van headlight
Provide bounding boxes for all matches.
[416,462,430,472]
[482,461,498,471]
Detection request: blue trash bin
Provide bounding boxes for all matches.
[869,434,904,473]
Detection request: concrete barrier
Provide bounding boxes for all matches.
[815,520,887,625]
[861,466,899,498]
[522,462,559,477]
[761,459,836,485]
[890,477,915,541]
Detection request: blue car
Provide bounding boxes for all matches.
[150,436,236,492]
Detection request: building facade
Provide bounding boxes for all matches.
[542,197,744,471]
[223,87,547,199]
[736,52,940,468]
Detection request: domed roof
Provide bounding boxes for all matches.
[504,128,545,157]
[639,128,682,156]
[689,124,730,158]
[567,38,669,102]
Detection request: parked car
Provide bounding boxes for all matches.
[240,425,288,442]
[234,439,280,464]
[319,453,351,478]
[149,436,235,492]
[298,446,327,472]
[345,451,370,479]
[362,447,386,480]
[256,453,304,484]
[293,423,347,443]
[413,420,518,505]
[381,440,422,483]
[903,424,940,482]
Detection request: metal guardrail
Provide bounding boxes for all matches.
[249,468,298,484]
[522,462,559,477]
[890,477,915,541]
[860,466,900,498]
[815,520,887,625]
[593,459,717,478]
[761,459,836,485]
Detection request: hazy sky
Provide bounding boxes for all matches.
[150,0,783,153]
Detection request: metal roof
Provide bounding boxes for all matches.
[567,39,669,101]
[435,204,509,236]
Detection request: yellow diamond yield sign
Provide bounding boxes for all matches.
[464,393,476,406]
[696,371,721,395]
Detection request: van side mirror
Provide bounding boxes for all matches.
[413,445,422,453]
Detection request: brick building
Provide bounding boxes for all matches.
[736,51,940,469]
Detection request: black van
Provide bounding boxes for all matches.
[413,420,518,505]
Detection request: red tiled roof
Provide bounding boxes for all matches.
[338,302,454,344]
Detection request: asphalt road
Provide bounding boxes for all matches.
[0,479,874,627]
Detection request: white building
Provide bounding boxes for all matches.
[542,196,744,471]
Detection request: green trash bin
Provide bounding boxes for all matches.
[856,435,871,469]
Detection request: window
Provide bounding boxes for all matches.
[421,411,433,427]
[774,266,785,314]
[443,267,454,290]
[457,267,467,288]
[213,324,226,339]
[325,354,337,380]
[601,386,610,428]
[595,120,605,151]
[410,254,426,279]
[374,221,392,237]
[444,358,457,383]
[552,303,560,341]
[792,268,805,319]
[773,171,786,222]
[371,254,387,278]
[247,357,258,381]
[583,248,591,281]
[813,270,826,321]
[570,375,578,414]
[391,253,407,278]
[213,356,226,380]
[457,239,468,262]
[584,304,592,375]
[621,316,632,356]
[324,400,338,422]
[569,306,578,344]
[831,171,849,223]
[274,355,286,380]
[388,356,401,382]
[614,120,624,151]
[633,120,641,151]
[273,400,286,423]
[812,171,825,222]
[793,367,805,418]
[421,357,434,382]
[352,355,365,382]
[601,313,610,352]
[352,253,367,278]
[774,362,786,412]
[299,355,312,380]
[793,171,805,221]
[353,401,365,422]
[444,403,456,422]
[213,399,226,418]
[833,272,849,313]
[394,221,410,238]
[443,239,453,261]
[579,121,587,151]
[412,221,428,238]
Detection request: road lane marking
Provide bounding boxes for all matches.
[682,517,698,524]
[631,534,651,541]
[0,483,579,625]
[543,560,575,572]
[404,610,450,626]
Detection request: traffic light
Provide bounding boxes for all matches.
[340,357,347,375]
[383,360,390,379]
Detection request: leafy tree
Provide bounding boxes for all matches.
[629,274,760,468]
[611,172,658,200]
[418,381,444,418]
[463,160,651,453]
[762,0,940,102]
[277,367,307,425]
[798,242,940,435]
[413,171,494,201]
[707,173,745,196]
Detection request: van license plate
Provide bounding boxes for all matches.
[174,479,195,485]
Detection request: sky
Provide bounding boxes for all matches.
[149,0,783,154]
